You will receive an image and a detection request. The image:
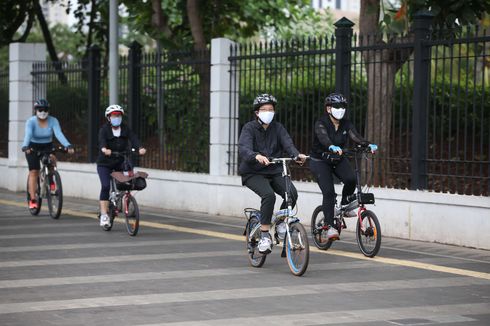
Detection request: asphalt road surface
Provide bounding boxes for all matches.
[0,188,489,325]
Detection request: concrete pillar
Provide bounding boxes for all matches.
[209,38,238,176]
[8,43,46,190]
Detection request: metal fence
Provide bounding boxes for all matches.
[31,44,211,173]
[229,15,490,196]
[0,69,8,157]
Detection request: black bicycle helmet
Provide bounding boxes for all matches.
[253,93,277,111]
[324,93,347,108]
[34,99,50,109]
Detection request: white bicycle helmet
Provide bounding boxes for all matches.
[105,104,124,117]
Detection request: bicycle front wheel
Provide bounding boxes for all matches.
[311,205,333,250]
[46,171,63,219]
[123,194,140,236]
[245,216,266,268]
[26,176,42,216]
[286,222,309,276]
[356,210,381,257]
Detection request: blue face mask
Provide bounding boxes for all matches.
[110,116,122,127]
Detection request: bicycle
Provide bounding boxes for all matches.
[311,145,382,257]
[26,146,66,219]
[243,157,310,276]
[99,150,147,236]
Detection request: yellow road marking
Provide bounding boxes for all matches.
[1,198,489,280]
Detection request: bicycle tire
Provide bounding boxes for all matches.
[46,171,63,219]
[311,205,333,250]
[356,210,381,257]
[123,194,139,236]
[245,217,266,268]
[26,176,42,216]
[286,222,309,276]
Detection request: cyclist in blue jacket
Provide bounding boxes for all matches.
[238,94,307,254]
[309,93,377,240]
[22,99,74,210]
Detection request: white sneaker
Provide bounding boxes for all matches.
[258,235,272,254]
[100,214,111,227]
[326,226,340,240]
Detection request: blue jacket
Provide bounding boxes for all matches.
[22,116,71,148]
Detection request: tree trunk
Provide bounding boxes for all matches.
[186,0,210,115]
[34,0,67,84]
[359,0,412,186]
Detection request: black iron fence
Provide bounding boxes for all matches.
[31,43,210,173]
[0,69,8,157]
[229,14,490,196]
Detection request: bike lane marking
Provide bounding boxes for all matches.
[1,198,489,281]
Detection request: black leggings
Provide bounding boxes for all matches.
[243,174,298,225]
[309,157,356,226]
[97,163,123,200]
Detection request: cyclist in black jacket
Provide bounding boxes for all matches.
[97,105,146,228]
[238,94,307,254]
[310,93,377,240]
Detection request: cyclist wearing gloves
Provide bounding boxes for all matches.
[97,105,146,228]
[22,99,74,209]
[309,93,377,240]
[238,94,307,254]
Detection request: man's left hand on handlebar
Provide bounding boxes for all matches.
[295,153,308,165]
[139,147,147,155]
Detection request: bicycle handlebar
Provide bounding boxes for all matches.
[269,156,310,164]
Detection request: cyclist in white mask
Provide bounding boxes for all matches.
[238,94,307,254]
[309,93,378,240]
[22,99,74,209]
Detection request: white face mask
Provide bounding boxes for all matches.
[257,111,275,124]
[330,108,345,120]
[36,111,49,120]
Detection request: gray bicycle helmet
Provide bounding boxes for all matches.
[324,93,347,108]
[34,99,50,110]
[253,93,277,111]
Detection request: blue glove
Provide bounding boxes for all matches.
[329,145,342,154]
[368,144,378,153]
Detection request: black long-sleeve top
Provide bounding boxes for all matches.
[238,120,300,176]
[310,114,368,159]
[96,123,142,167]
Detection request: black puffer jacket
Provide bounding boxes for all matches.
[238,120,300,176]
[96,123,142,167]
[310,114,368,159]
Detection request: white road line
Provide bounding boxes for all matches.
[0,277,487,314]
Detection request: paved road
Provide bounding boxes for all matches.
[0,188,489,325]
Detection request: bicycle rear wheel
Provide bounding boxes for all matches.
[123,194,139,236]
[245,216,266,268]
[26,176,42,216]
[356,210,381,257]
[46,171,63,219]
[286,222,309,276]
[311,205,333,250]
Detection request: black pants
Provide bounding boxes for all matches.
[25,142,53,171]
[97,163,123,200]
[309,157,356,226]
[243,174,298,225]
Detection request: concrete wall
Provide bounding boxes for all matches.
[2,158,489,250]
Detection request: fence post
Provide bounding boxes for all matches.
[128,41,142,139]
[87,45,101,163]
[334,17,354,98]
[209,38,237,176]
[7,43,46,190]
[410,11,434,190]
